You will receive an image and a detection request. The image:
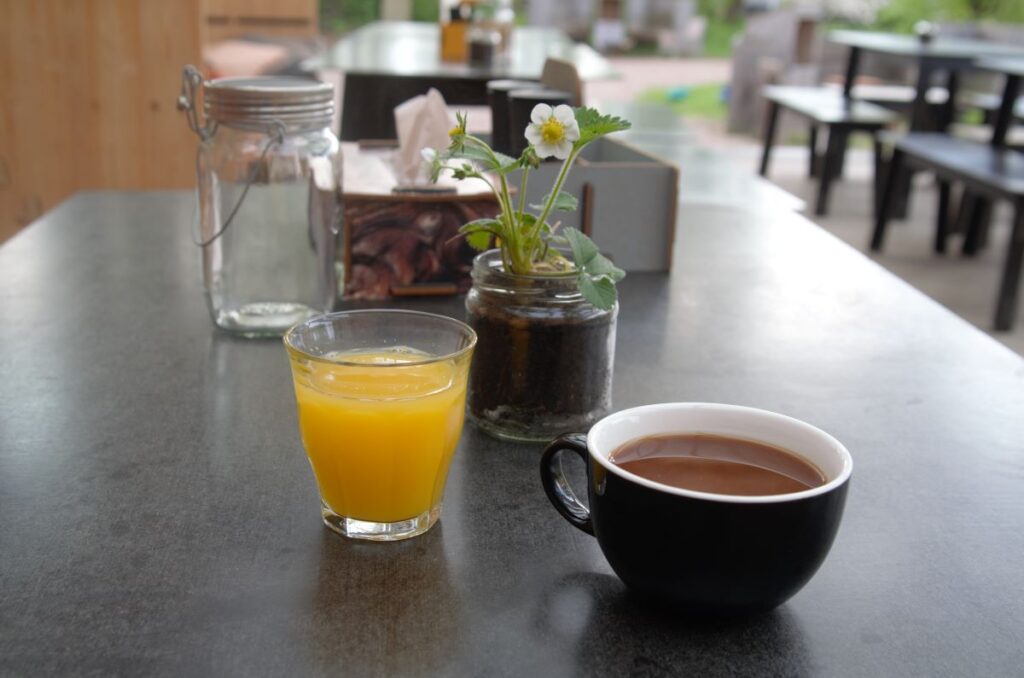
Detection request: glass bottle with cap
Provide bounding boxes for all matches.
[178,66,342,337]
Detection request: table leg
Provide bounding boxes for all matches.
[939,70,960,130]
[808,124,819,178]
[963,197,993,256]
[759,101,780,177]
[962,74,1022,258]
[872,135,884,221]
[992,73,1021,148]
[872,147,904,251]
[994,200,1024,331]
[910,60,937,131]
[935,180,951,254]
[842,47,861,101]
[816,127,847,216]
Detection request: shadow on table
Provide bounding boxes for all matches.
[305,524,465,675]
[534,572,813,676]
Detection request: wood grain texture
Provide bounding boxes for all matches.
[203,0,317,44]
[0,0,202,243]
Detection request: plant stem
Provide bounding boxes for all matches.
[517,167,529,221]
[531,148,579,245]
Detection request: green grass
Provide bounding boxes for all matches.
[637,83,728,119]
[703,19,743,58]
[622,18,743,58]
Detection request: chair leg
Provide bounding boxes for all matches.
[994,202,1024,331]
[808,124,819,178]
[963,196,993,256]
[871,147,904,251]
[833,130,849,180]
[816,127,846,216]
[872,135,884,222]
[935,180,951,254]
[955,190,977,238]
[759,101,780,177]
[892,167,913,220]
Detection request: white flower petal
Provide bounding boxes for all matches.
[530,103,552,125]
[563,121,581,142]
[524,124,542,147]
[534,140,556,159]
[552,139,572,159]
[553,105,575,125]
[420,147,437,162]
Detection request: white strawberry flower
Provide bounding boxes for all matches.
[524,104,580,160]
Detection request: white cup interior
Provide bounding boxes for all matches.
[588,403,853,504]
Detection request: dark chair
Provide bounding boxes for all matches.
[872,134,1024,330]
[759,85,899,216]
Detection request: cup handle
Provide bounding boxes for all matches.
[540,433,594,536]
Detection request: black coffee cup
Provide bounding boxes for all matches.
[540,403,852,616]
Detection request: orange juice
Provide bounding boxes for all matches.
[290,348,469,523]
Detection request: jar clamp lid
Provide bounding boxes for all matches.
[177,65,335,139]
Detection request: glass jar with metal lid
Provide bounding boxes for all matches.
[178,66,342,336]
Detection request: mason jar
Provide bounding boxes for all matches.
[465,250,617,442]
[179,66,341,336]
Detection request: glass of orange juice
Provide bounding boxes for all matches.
[284,310,476,541]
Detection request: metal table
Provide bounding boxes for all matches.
[304,21,616,140]
[829,30,1024,131]
[1,191,1023,675]
[976,57,1024,145]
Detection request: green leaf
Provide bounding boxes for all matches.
[459,218,502,250]
[530,190,578,213]
[578,274,617,310]
[458,218,502,235]
[563,227,599,267]
[442,143,516,174]
[564,227,624,308]
[584,252,625,282]
[466,230,493,250]
[573,107,632,146]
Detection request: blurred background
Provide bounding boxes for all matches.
[2,0,1023,243]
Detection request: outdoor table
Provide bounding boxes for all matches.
[1,191,1023,675]
[975,56,1024,145]
[304,21,615,140]
[829,29,1024,131]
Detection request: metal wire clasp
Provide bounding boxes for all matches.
[177,65,216,141]
[190,119,286,248]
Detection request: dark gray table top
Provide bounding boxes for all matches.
[305,20,616,81]
[2,191,1023,676]
[829,29,1024,61]
[976,56,1024,79]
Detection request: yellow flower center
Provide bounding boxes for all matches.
[540,118,565,144]
[448,126,463,138]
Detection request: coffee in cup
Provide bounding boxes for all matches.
[540,403,852,615]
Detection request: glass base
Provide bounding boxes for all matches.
[213,302,317,338]
[321,502,442,541]
[468,409,603,443]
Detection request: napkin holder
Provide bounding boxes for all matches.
[341,141,502,300]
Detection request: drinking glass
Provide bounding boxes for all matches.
[284,310,476,541]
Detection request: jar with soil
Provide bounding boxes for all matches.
[465,250,617,442]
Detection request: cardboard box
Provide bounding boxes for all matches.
[340,136,678,299]
[506,136,679,272]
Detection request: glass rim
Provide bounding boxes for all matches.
[283,309,477,367]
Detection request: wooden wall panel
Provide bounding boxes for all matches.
[203,0,318,44]
[0,0,203,243]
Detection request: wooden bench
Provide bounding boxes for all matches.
[872,133,1024,330]
[759,85,900,216]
